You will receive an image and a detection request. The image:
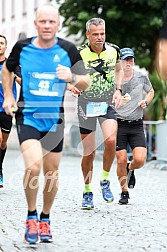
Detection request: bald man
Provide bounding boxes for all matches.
[2,3,90,244]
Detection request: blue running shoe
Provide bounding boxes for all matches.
[24,215,39,244]
[0,175,3,188]
[39,219,53,242]
[82,192,94,210]
[100,180,114,202]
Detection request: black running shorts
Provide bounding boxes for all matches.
[0,112,13,134]
[17,124,64,152]
[116,119,146,151]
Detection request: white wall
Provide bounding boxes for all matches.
[0,0,82,56]
[0,0,62,55]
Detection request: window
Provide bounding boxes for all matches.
[34,0,38,12]
[11,0,15,19]
[22,0,27,16]
[2,0,5,22]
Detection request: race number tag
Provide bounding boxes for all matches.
[29,72,64,96]
[86,102,108,117]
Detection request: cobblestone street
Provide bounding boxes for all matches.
[0,146,167,252]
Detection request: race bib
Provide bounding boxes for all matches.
[29,72,65,96]
[86,102,108,117]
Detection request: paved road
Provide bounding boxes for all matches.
[0,148,167,252]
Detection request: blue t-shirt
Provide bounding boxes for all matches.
[6,37,86,132]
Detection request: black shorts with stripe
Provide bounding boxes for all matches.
[0,112,13,134]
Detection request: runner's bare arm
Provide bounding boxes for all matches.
[2,62,17,116]
[56,64,90,91]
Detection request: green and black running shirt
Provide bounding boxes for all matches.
[78,42,120,102]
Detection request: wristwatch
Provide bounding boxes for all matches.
[70,73,76,84]
[116,88,122,94]
[145,100,149,107]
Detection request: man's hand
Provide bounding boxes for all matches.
[138,100,148,109]
[119,93,131,106]
[3,94,17,117]
[56,64,72,83]
[112,90,122,109]
[67,83,81,96]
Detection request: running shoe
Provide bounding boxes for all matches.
[100,180,114,202]
[39,219,53,242]
[24,215,39,244]
[126,162,136,189]
[0,175,3,188]
[119,191,129,205]
[82,192,94,210]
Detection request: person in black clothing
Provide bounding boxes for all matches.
[0,34,20,188]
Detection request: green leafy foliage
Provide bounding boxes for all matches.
[56,0,166,72]
[148,71,167,120]
[55,0,167,120]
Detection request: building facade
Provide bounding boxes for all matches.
[0,0,68,55]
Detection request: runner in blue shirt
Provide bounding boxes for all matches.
[2,3,90,244]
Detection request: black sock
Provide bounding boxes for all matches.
[122,191,129,194]
[40,212,50,220]
[0,148,7,174]
[28,209,37,217]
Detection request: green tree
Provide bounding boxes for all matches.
[56,0,166,72]
[55,0,167,121]
[148,71,167,120]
